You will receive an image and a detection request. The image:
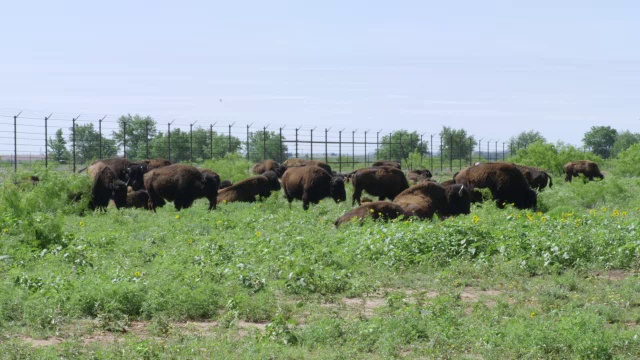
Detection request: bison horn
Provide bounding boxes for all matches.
[458,185,464,196]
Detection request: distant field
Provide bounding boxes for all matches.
[1,161,639,359]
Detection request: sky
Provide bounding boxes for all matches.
[1,0,639,155]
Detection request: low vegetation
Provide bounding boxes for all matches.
[1,158,640,358]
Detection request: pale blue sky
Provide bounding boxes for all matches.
[1,0,639,155]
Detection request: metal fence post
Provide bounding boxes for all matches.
[145,120,149,159]
[246,124,251,160]
[469,138,473,166]
[310,128,315,160]
[123,120,127,158]
[364,130,368,165]
[458,136,462,170]
[168,120,174,162]
[210,124,214,159]
[338,129,343,173]
[72,115,78,172]
[478,139,482,163]
[487,140,490,162]
[279,126,284,162]
[388,132,393,160]
[13,111,22,172]
[190,121,197,162]
[376,130,381,161]
[325,128,329,163]
[263,125,269,160]
[439,136,443,173]
[295,127,300,158]
[449,134,453,172]
[495,141,498,162]
[430,134,434,171]
[351,129,357,171]
[98,116,104,159]
[44,113,52,168]
[228,123,235,154]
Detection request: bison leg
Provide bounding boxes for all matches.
[352,187,363,206]
[378,196,385,201]
[302,193,310,210]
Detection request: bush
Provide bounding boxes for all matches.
[508,141,602,174]
[612,142,640,177]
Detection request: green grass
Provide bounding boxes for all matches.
[1,164,640,358]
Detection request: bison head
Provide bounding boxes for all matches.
[125,163,148,190]
[110,180,128,209]
[262,171,281,191]
[201,173,219,210]
[330,176,347,203]
[219,179,233,189]
[444,184,471,216]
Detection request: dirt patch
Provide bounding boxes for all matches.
[591,270,636,281]
[341,297,386,317]
[460,287,503,303]
[18,336,63,347]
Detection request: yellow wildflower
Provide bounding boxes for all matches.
[2,228,8,234]
[601,207,607,212]
[472,215,480,224]
[370,208,375,213]
[134,271,141,277]
[79,221,85,227]
[612,210,620,217]
[622,211,628,216]
[530,311,536,318]
[255,231,262,237]
[175,215,180,219]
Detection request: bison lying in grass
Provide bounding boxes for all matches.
[217,171,281,204]
[563,160,604,183]
[350,166,409,205]
[454,162,536,209]
[335,201,411,227]
[393,182,471,220]
[144,164,219,211]
[282,166,346,210]
[253,159,286,177]
[407,169,433,184]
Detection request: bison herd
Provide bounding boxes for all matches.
[73,156,604,227]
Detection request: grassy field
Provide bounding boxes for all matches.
[1,160,640,359]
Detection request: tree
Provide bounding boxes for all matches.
[246,130,288,162]
[375,130,427,161]
[612,130,640,158]
[112,114,157,160]
[439,127,475,160]
[48,129,70,164]
[583,126,618,159]
[68,123,117,164]
[508,130,546,152]
[148,128,242,163]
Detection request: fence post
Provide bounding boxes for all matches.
[72,115,80,172]
[458,136,462,170]
[168,120,174,162]
[295,127,300,158]
[376,130,381,161]
[338,129,343,173]
[310,128,315,160]
[325,128,329,163]
[210,122,216,159]
[439,136,443,173]
[502,142,505,160]
[44,113,52,168]
[487,141,490,161]
[123,120,127,158]
[190,121,197,162]
[398,132,403,163]
[263,125,269,160]
[246,124,251,160]
[469,138,473,166]
[430,134,434,171]
[279,126,284,162]
[351,129,357,171]
[13,111,22,172]
[449,134,453,172]
[478,139,482,163]
[145,120,149,159]
[388,132,393,161]
[419,134,423,167]
[364,130,368,165]
[98,116,104,159]
[495,141,498,162]
[228,123,235,154]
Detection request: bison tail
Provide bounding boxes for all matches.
[547,172,553,188]
[78,167,88,173]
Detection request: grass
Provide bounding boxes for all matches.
[1,162,640,358]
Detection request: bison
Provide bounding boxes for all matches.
[335,201,411,227]
[253,159,286,177]
[281,165,346,210]
[441,179,483,203]
[393,182,471,219]
[514,164,553,191]
[350,166,409,206]
[144,164,219,211]
[372,160,401,169]
[219,180,233,189]
[217,171,281,204]
[407,169,433,184]
[88,161,128,211]
[142,158,172,170]
[81,157,133,182]
[563,160,604,183]
[454,162,536,209]
[125,189,154,209]
[282,158,333,174]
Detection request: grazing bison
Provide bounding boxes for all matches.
[393,182,471,219]
[144,164,219,211]
[335,201,411,227]
[219,180,233,189]
[88,161,128,211]
[407,169,433,184]
[441,179,484,203]
[563,160,604,182]
[282,158,333,174]
[350,166,409,206]
[454,162,536,209]
[372,160,401,169]
[253,159,286,177]
[124,159,173,190]
[514,164,553,191]
[125,189,153,209]
[217,171,281,204]
[281,165,346,210]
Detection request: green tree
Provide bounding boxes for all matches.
[48,129,70,164]
[439,127,475,160]
[583,126,618,159]
[112,114,157,160]
[376,130,427,161]
[148,128,241,162]
[612,130,640,158]
[510,141,602,174]
[246,130,288,162]
[508,130,546,152]
[69,123,117,164]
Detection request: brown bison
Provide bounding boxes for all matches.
[454,162,536,209]
[81,157,133,182]
[393,182,471,219]
[514,164,553,190]
[372,160,401,169]
[142,158,172,170]
[335,201,412,227]
[281,165,346,210]
[219,180,233,189]
[407,169,433,184]
[144,164,219,211]
[88,161,128,211]
[563,160,604,182]
[217,171,281,204]
[441,179,484,203]
[252,159,286,177]
[350,166,409,206]
[282,158,333,174]
[125,189,154,209]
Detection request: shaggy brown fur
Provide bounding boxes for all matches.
[252,159,286,177]
[198,169,221,185]
[217,171,281,204]
[563,160,604,182]
[142,158,172,170]
[372,160,401,169]
[514,164,553,190]
[126,189,153,209]
[335,201,411,227]
[144,164,219,211]
[219,180,233,189]
[407,169,433,184]
[281,165,347,210]
[393,182,471,219]
[454,162,536,209]
[441,179,484,203]
[350,166,409,205]
[88,161,128,211]
[282,158,333,174]
[82,157,133,181]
